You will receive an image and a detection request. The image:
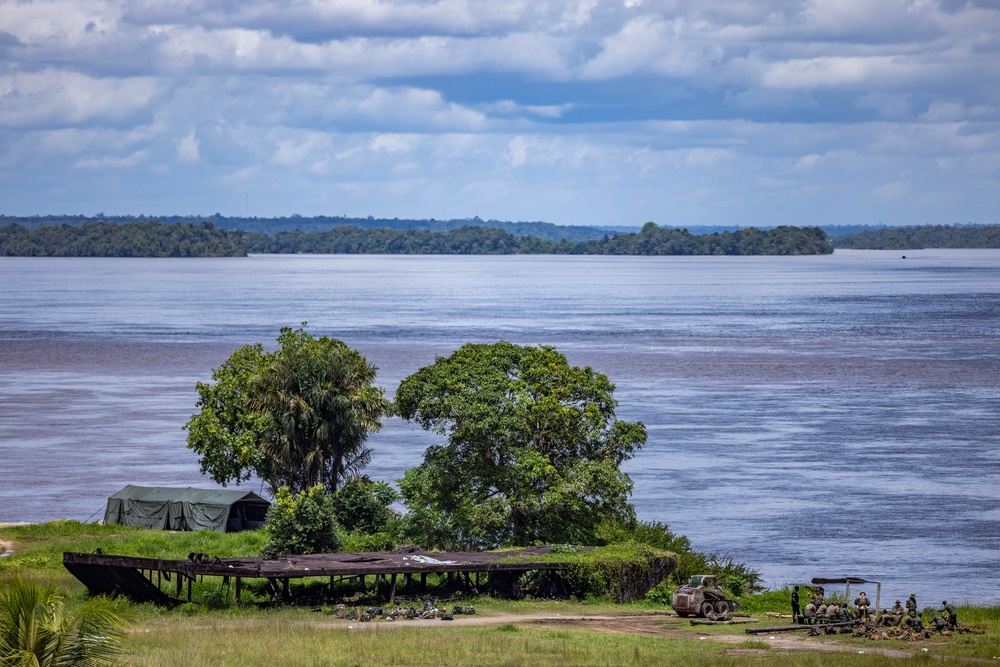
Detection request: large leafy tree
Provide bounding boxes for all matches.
[394,341,646,550]
[186,326,388,496]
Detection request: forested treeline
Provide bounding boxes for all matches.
[0,221,248,257]
[0,213,610,242]
[0,220,833,256]
[249,222,833,255]
[832,224,1000,249]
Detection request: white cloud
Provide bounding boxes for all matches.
[176,129,200,162]
[74,149,148,170]
[0,70,160,128]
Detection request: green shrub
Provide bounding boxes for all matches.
[331,476,399,534]
[263,486,342,557]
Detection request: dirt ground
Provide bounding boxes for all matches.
[314,610,948,660]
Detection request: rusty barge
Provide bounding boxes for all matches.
[64,546,610,606]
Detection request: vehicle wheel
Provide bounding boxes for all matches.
[700,602,714,618]
[714,601,731,615]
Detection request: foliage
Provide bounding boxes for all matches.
[185,342,276,489]
[831,224,1000,249]
[395,341,646,549]
[330,476,399,534]
[250,223,833,255]
[0,220,247,257]
[338,529,397,553]
[0,575,130,667]
[186,326,388,496]
[504,544,674,603]
[597,520,762,594]
[263,486,341,557]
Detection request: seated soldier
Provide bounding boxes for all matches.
[803,602,817,619]
[816,603,828,618]
[901,611,924,632]
[825,603,839,618]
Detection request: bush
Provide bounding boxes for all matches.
[331,476,399,534]
[595,519,763,593]
[263,486,342,557]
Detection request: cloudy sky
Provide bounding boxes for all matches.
[1,0,998,227]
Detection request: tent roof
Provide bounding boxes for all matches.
[109,485,269,506]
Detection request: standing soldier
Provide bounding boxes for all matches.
[906,593,918,616]
[791,585,801,623]
[854,591,871,621]
[940,600,958,629]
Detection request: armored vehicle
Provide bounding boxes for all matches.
[671,575,739,618]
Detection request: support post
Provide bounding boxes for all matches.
[235,577,242,604]
[875,583,881,624]
[389,573,397,604]
[187,576,192,602]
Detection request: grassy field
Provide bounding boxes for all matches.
[3,522,998,666]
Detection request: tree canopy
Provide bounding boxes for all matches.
[185,327,388,496]
[394,342,646,550]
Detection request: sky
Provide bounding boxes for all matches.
[1,0,998,228]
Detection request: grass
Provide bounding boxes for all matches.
[4,522,999,666]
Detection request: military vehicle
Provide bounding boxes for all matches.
[671,575,739,618]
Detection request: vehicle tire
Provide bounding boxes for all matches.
[715,601,731,615]
[700,602,714,618]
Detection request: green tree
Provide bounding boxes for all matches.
[331,476,399,534]
[185,327,388,496]
[394,341,646,550]
[0,576,129,667]
[263,486,342,557]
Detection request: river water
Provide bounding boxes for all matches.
[1,250,997,603]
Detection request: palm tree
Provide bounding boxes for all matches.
[251,327,388,495]
[0,576,129,667]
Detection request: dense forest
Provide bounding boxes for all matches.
[0,221,248,257]
[0,220,833,256]
[0,214,611,242]
[832,225,1000,249]
[7,218,998,256]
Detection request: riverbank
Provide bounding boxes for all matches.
[3,521,999,666]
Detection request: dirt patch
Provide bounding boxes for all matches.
[316,611,964,661]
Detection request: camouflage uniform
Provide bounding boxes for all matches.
[853,592,871,621]
[940,601,958,628]
[906,594,917,615]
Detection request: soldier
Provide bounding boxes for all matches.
[791,585,801,623]
[906,593,918,615]
[854,591,871,621]
[901,611,923,632]
[930,613,948,632]
[940,600,958,629]
[816,602,828,618]
[811,588,824,607]
[885,600,905,626]
[803,602,817,619]
[826,602,839,618]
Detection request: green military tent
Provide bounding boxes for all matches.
[104,485,270,533]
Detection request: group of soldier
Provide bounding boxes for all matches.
[790,585,959,632]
